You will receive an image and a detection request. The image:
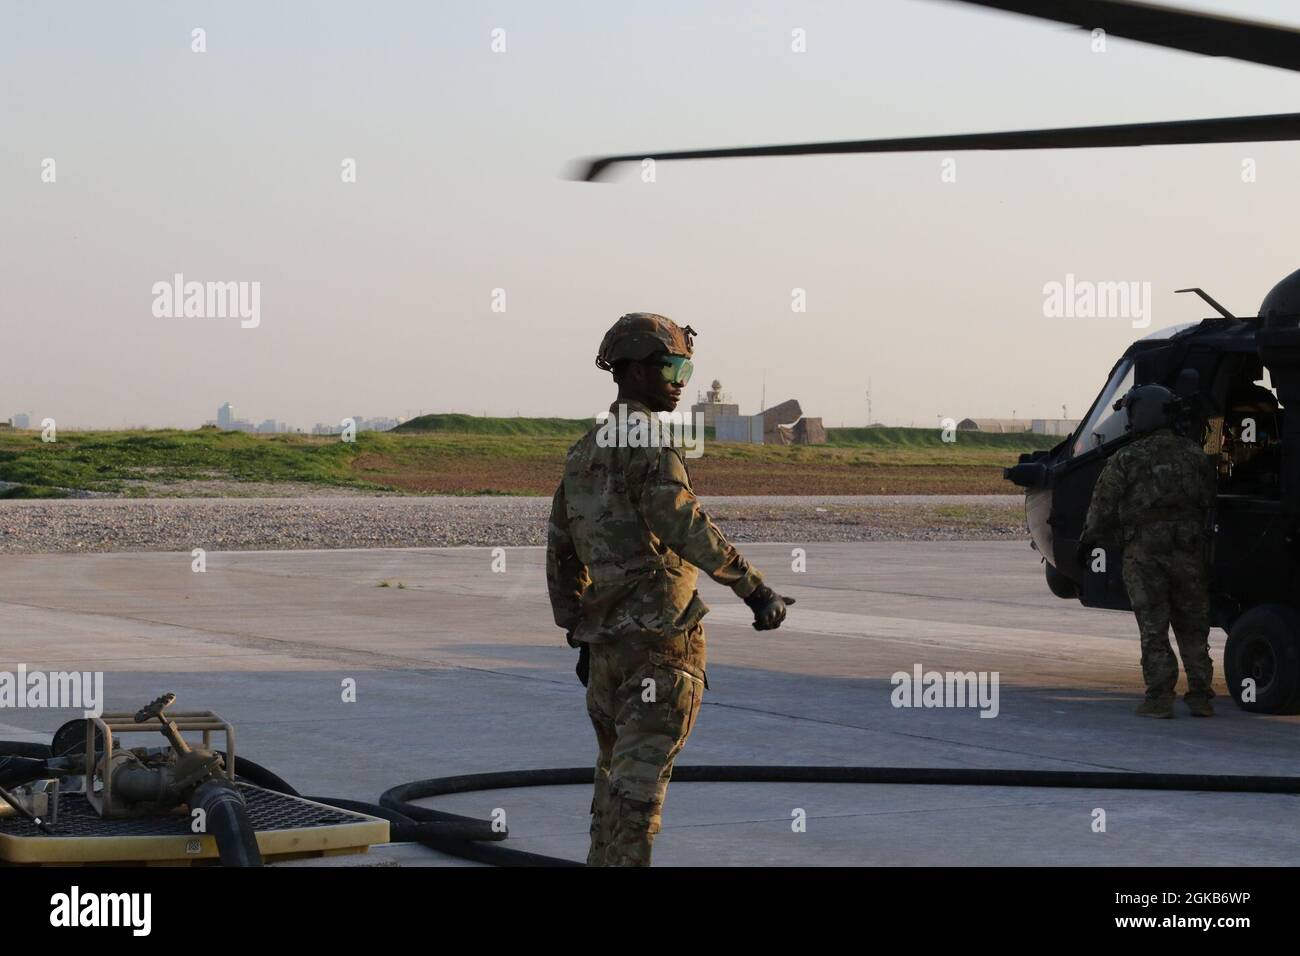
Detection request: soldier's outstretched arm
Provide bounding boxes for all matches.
[642,447,794,630]
[641,447,764,597]
[546,482,589,643]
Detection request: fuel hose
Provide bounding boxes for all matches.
[190,778,263,867]
[373,763,1300,866]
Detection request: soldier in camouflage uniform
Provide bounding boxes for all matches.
[547,313,792,866]
[1081,384,1218,718]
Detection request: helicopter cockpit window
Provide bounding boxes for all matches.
[1073,361,1134,457]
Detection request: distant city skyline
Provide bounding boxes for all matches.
[4,401,411,433]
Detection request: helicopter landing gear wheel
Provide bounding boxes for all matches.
[1225,605,1300,714]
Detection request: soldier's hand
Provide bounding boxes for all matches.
[1075,539,1093,569]
[744,585,795,631]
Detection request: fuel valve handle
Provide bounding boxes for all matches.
[105,692,226,806]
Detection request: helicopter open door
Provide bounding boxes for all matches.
[1203,355,1286,627]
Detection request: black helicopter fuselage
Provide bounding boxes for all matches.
[1005,315,1300,630]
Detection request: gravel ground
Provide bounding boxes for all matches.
[0,495,1029,554]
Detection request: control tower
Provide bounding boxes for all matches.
[691,379,739,429]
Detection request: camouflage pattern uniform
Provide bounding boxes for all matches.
[547,398,764,865]
[1082,428,1218,704]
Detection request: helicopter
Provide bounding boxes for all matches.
[1004,277,1300,716]
[573,0,1300,714]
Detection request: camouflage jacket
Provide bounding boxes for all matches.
[1082,428,1216,547]
[546,399,765,644]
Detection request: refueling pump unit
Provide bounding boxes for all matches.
[0,693,386,867]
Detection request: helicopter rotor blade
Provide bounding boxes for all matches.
[575,112,1300,181]
[947,0,1300,74]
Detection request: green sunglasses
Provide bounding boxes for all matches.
[651,355,694,386]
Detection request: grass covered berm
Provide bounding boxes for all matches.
[0,419,1059,497]
[394,413,591,437]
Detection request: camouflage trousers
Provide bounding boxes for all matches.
[585,625,706,867]
[1122,533,1213,701]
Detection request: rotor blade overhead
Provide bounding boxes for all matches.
[948,0,1300,73]
[576,112,1300,181]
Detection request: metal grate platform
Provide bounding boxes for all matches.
[0,783,389,865]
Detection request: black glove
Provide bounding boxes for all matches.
[744,585,795,631]
[1075,539,1093,570]
[575,643,590,687]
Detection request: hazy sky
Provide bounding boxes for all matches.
[5,0,1300,429]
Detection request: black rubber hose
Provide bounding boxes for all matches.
[380,778,520,834]
[0,756,56,789]
[300,795,502,843]
[192,778,263,867]
[380,764,1300,866]
[0,741,52,760]
[217,752,301,797]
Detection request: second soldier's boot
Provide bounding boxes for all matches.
[1184,695,1214,717]
[1135,695,1175,719]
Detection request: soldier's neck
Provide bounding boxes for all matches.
[614,390,655,411]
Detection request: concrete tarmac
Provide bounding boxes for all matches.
[0,541,1296,866]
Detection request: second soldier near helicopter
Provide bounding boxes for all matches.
[546,313,793,866]
[1081,384,1218,718]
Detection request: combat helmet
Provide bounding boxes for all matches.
[1116,383,1177,434]
[595,313,696,372]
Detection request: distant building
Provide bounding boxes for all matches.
[782,417,827,444]
[1029,418,1079,437]
[715,414,764,443]
[11,413,30,429]
[691,379,739,430]
[759,399,826,445]
[310,415,403,436]
[714,399,825,445]
[958,417,1079,436]
[217,403,234,428]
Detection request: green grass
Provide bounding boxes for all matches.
[0,419,1060,496]
[817,426,1059,466]
[825,425,1058,450]
[395,415,1059,450]
[394,413,592,436]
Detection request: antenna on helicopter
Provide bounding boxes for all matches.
[1175,288,1237,320]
